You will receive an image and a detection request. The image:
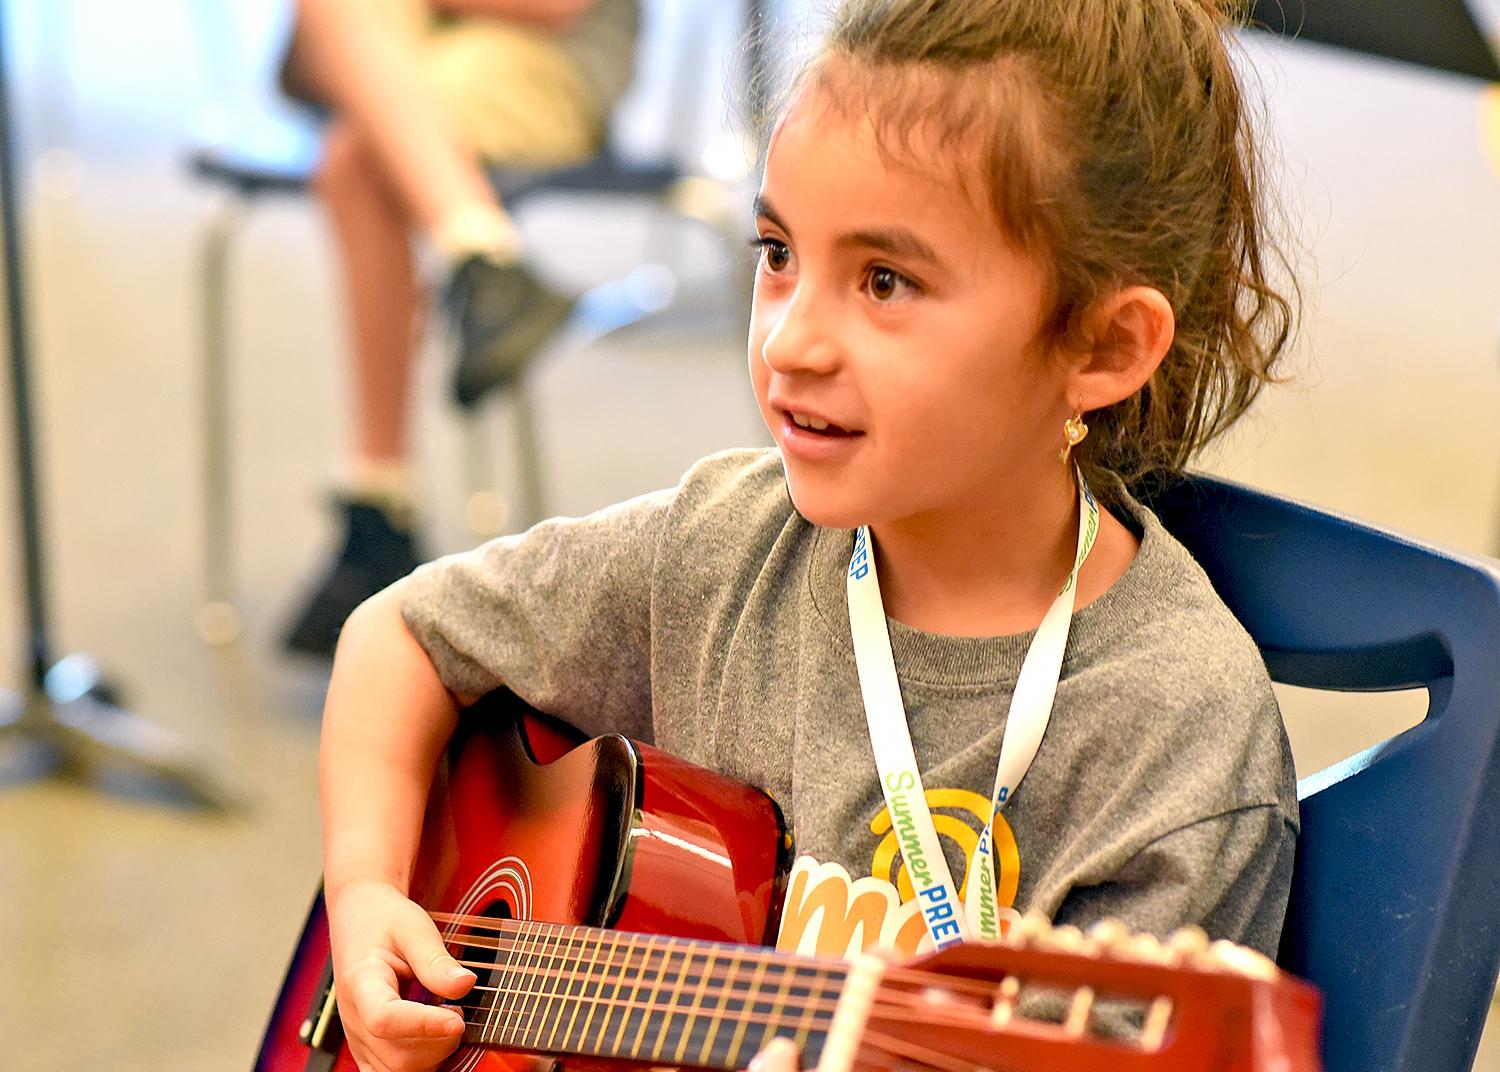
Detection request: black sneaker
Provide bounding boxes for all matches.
[281,496,423,659]
[444,254,575,409]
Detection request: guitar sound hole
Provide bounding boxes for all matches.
[448,901,512,1021]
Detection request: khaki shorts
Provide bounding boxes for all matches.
[385,0,602,168]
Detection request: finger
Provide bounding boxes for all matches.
[363,993,467,1042]
[352,1032,458,1072]
[370,1032,465,1072]
[748,1036,801,1072]
[348,963,466,1041]
[390,910,476,999]
[344,955,404,1021]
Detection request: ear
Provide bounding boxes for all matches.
[1064,286,1174,412]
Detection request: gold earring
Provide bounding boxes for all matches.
[1061,411,1089,462]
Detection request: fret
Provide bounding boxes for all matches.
[660,947,717,1067]
[807,963,848,1067]
[721,947,772,1070]
[468,922,493,1045]
[577,929,620,1053]
[608,930,647,1054]
[651,941,696,1067]
[483,920,525,1046]
[532,923,575,1052]
[790,964,836,1059]
[737,958,837,1068]
[672,942,716,1065]
[633,935,680,1059]
[649,941,694,1061]
[507,921,548,1049]
[618,935,660,1061]
[595,930,636,1055]
[555,923,606,1054]
[487,921,523,1047]
[499,919,548,1048]
[692,945,744,1068]
[448,920,498,1045]
[459,917,850,1070]
[752,953,806,1060]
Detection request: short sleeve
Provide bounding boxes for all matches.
[1051,804,1298,958]
[399,488,672,742]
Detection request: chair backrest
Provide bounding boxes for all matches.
[1148,473,1500,1072]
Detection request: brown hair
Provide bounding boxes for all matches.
[790,0,1295,486]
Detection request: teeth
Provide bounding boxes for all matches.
[791,412,830,431]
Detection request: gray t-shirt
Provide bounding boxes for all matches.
[402,449,1299,960]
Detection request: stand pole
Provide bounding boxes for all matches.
[0,1,236,808]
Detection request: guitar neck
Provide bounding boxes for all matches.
[443,914,850,1070]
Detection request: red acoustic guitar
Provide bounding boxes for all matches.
[255,692,1322,1072]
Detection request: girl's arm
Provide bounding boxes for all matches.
[425,0,597,31]
[319,582,478,1072]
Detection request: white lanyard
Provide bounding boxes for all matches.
[847,473,1099,948]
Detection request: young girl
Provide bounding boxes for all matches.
[318,1,1299,1069]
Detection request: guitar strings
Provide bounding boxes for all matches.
[407,921,1085,1072]
[448,942,843,993]
[448,994,840,1030]
[429,913,1001,998]
[450,984,1004,1034]
[857,1031,977,1072]
[441,927,1154,1017]
[445,987,964,1072]
[455,974,844,1016]
[441,989,979,1072]
[448,997,959,1072]
[412,909,1136,1068]
[439,935,1004,1014]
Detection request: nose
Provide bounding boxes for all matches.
[757,280,842,377]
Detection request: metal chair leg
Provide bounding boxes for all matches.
[510,380,545,529]
[198,194,246,646]
[462,410,508,539]
[460,380,544,540]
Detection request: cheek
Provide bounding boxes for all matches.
[746,292,782,374]
[746,321,773,411]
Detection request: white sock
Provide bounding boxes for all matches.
[342,458,417,521]
[431,204,524,269]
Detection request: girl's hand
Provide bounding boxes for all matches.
[327,879,477,1072]
[747,1037,803,1072]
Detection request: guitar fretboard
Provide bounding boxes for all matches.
[444,917,849,1069]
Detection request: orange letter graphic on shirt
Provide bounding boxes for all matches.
[775,862,894,956]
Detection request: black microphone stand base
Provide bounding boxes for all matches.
[0,654,241,810]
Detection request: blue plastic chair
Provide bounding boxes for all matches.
[1148,473,1500,1072]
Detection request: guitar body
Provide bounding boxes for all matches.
[255,693,790,1072]
[256,691,1323,1072]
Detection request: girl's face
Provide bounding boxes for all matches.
[749,86,1074,535]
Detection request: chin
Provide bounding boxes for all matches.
[782,473,870,531]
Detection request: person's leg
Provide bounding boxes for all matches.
[282,121,423,658]
[316,122,421,467]
[423,20,607,406]
[297,0,609,406]
[296,0,519,251]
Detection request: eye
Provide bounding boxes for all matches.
[864,265,916,303]
[752,237,793,274]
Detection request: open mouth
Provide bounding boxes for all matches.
[787,410,860,437]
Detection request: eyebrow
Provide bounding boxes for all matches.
[753,194,943,267]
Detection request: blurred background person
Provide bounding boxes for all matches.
[281,0,640,659]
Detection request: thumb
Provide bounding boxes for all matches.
[748,1036,801,1072]
[393,911,476,1000]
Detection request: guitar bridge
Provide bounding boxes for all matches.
[296,958,344,1071]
